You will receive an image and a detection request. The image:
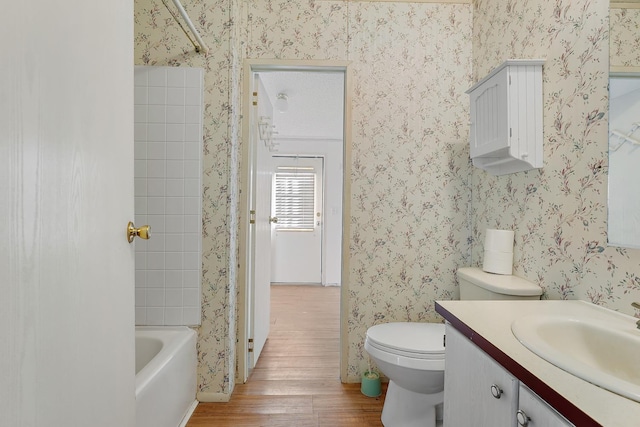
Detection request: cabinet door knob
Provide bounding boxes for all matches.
[490,384,503,399]
[516,409,530,426]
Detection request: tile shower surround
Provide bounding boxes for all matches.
[134,66,203,326]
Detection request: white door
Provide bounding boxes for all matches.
[1,2,135,427]
[271,157,324,284]
[247,75,273,369]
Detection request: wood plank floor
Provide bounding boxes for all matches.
[187,285,387,426]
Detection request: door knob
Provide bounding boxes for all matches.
[127,221,151,243]
[269,216,278,224]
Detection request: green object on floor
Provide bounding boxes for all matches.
[361,370,381,397]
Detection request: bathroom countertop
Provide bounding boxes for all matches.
[435,300,640,427]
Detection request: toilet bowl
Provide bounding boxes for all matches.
[364,322,445,427]
[365,267,543,427]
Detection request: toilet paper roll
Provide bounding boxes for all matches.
[484,229,515,253]
[483,250,513,275]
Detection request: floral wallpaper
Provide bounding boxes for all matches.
[610,7,640,67]
[244,0,473,382]
[472,0,640,312]
[134,0,640,398]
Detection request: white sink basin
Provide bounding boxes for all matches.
[512,306,640,402]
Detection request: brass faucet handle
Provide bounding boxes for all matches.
[127,221,152,243]
[632,302,640,310]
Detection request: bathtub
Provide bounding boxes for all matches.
[135,327,198,427]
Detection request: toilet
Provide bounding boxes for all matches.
[364,267,542,427]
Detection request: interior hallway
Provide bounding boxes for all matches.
[187,285,386,426]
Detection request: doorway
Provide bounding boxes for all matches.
[238,60,351,383]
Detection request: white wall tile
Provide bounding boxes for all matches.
[183,270,199,288]
[166,197,184,215]
[184,125,200,143]
[166,105,185,124]
[166,289,183,306]
[147,215,165,232]
[147,124,166,142]
[147,179,165,196]
[166,179,184,197]
[166,234,184,251]
[184,234,200,251]
[147,68,167,86]
[185,68,201,88]
[147,197,165,214]
[148,86,167,104]
[185,106,200,124]
[134,86,148,104]
[134,125,148,144]
[135,308,147,325]
[182,308,200,326]
[166,270,183,288]
[146,307,164,326]
[166,160,184,178]
[184,215,199,233]
[147,160,166,177]
[147,289,165,307]
[135,288,147,306]
[134,65,202,327]
[134,160,147,177]
[134,105,148,123]
[184,160,200,178]
[147,270,165,287]
[165,215,184,233]
[148,105,166,123]
[184,252,199,270]
[167,87,185,105]
[135,178,147,197]
[166,125,185,142]
[185,87,201,106]
[183,288,199,306]
[165,252,183,270]
[147,252,165,270]
[184,179,200,197]
[134,68,149,86]
[135,270,147,288]
[167,68,185,87]
[184,197,199,215]
[147,142,166,159]
[164,308,183,326]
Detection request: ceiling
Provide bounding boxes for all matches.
[257,71,344,140]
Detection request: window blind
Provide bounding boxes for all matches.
[274,171,315,230]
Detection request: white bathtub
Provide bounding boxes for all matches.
[135,327,198,427]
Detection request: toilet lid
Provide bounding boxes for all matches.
[366,322,445,355]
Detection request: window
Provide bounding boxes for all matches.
[273,168,316,231]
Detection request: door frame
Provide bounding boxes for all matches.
[237,59,352,383]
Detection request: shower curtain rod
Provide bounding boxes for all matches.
[162,0,209,54]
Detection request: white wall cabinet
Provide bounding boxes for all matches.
[444,324,573,427]
[466,60,544,176]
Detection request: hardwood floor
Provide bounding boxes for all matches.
[187,285,387,426]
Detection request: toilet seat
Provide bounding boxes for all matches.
[365,322,445,368]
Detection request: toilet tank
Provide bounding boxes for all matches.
[457,267,542,300]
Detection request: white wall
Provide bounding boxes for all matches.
[134,66,204,326]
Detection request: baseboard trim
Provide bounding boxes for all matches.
[196,392,231,403]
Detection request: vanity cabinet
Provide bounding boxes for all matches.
[444,326,519,426]
[517,384,573,427]
[444,325,573,427]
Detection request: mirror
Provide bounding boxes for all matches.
[608,1,640,249]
